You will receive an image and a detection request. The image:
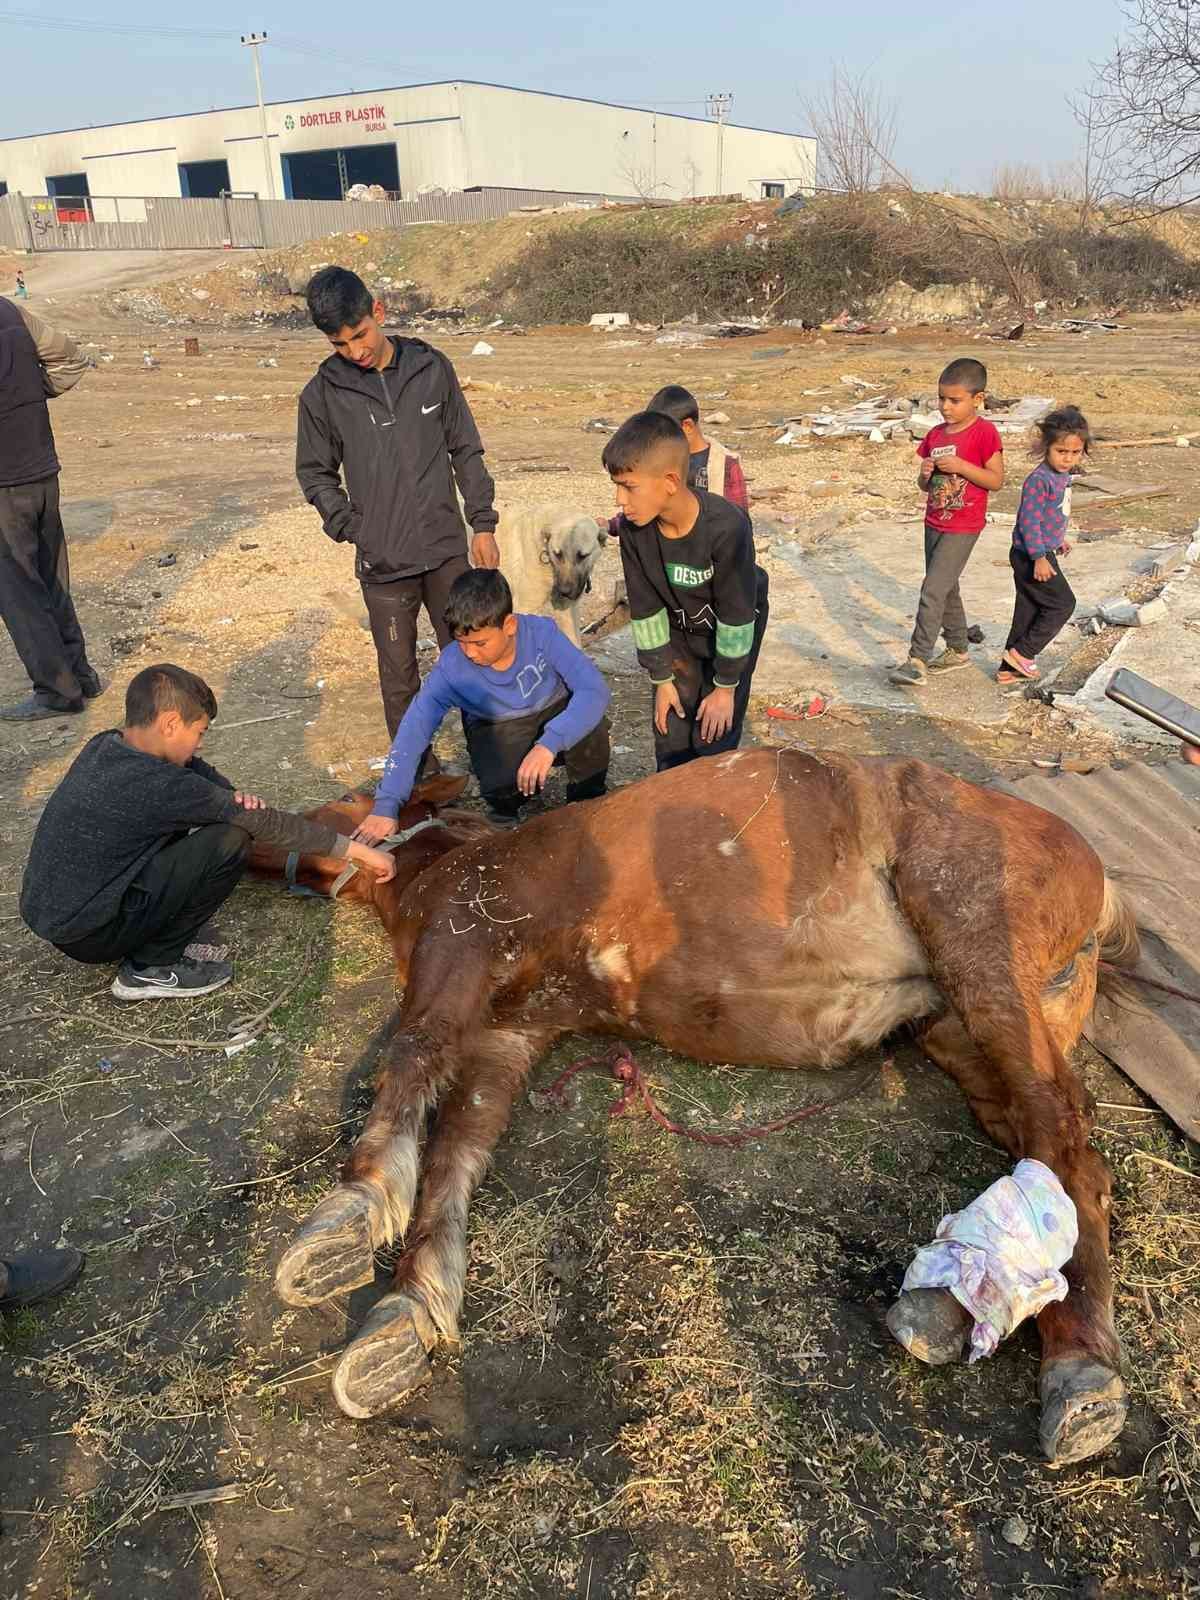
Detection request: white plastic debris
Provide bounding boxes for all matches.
[471,341,494,357]
[895,1158,1078,1361]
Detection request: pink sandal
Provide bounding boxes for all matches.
[1001,649,1040,680]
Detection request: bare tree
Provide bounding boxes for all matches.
[1068,85,1123,228]
[800,65,898,194]
[1091,0,1200,205]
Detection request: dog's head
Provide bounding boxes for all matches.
[541,512,607,609]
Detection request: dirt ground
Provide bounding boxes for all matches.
[1,260,1199,1600]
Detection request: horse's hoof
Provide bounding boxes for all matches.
[1039,1357,1128,1465]
[331,1292,436,1419]
[887,1288,972,1365]
[275,1186,377,1307]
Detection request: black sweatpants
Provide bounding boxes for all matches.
[655,567,769,772]
[1005,548,1076,662]
[362,554,470,739]
[464,696,610,815]
[0,474,92,708]
[56,824,248,968]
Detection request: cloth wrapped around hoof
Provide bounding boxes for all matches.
[275,1185,378,1307]
[890,1159,1078,1363]
[331,1291,437,1419]
[1039,1356,1128,1465]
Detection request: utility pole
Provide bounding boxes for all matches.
[241,32,276,199]
[706,92,732,197]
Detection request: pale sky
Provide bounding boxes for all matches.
[0,0,1127,192]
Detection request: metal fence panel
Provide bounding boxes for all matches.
[6,187,619,254]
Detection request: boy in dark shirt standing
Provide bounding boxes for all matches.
[604,411,768,771]
[890,357,1004,687]
[21,664,396,1000]
[296,267,500,742]
[646,384,749,511]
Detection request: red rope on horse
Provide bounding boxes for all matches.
[1099,961,1200,1007]
[545,1047,868,1149]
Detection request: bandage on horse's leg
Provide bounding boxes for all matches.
[331,1031,538,1419]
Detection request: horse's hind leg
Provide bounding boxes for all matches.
[331,1029,540,1419]
[901,948,1126,1464]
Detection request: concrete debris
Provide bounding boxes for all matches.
[581,417,618,433]
[156,553,177,568]
[984,396,1055,435]
[470,341,495,356]
[1130,543,1188,578]
[1179,436,1193,448]
[775,426,810,447]
[257,356,279,367]
[872,279,986,323]
[655,328,710,347]
[706,411,731,424]
[1099,597,1168,627]
[1052,317,1127,334]
[590,312,630,329]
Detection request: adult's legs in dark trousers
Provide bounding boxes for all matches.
[1005,549,1076,661]
[56,824,248,968]
[909,528,979,662]
[362,554,470,740]
[654,570,770,772]
[0,475,91,707]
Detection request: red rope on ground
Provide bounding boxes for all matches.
[545,1048,870,1149]
[1099,962,1200,1007]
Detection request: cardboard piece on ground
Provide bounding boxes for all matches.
[995,761,1200,1143]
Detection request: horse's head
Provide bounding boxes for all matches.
[248,774,495,913]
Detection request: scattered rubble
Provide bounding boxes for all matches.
[589,312,630,329]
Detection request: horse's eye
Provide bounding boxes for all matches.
[551,550,563,560]
[577,550,588,561]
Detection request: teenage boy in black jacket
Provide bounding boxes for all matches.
[605,411,769,771]
[296,267,500,739]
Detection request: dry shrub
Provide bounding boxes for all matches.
[487,196,990,326]
[1015,226,1200,308]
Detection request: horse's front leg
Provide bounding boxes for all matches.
[275,941,491,1307]
[331,1028,542,1418]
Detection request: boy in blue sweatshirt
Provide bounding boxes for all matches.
[352,569,611,835]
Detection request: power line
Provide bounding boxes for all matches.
[0,10,429,77]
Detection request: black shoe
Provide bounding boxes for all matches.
[77,667,105,699]
[484,806,523,831]
[0,694,84,722]
[0,1247,85,1311]
[111,955,233,1001]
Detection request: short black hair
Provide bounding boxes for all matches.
[444,569,513,636]
[939,357,988,394]
[1037,405,1092,454]
[602,411,690,477]
[125,664,217,729]
[305,266,375,336]
[647,384,700,425]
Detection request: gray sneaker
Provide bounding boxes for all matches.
[889,657,928,687]
[111,956,233,1001]
[928,648,970,673]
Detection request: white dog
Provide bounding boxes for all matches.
[498,504,608,646]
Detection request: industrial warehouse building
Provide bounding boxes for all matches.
[0,80,813,207]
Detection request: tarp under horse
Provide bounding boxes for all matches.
[997,760,1200,1143]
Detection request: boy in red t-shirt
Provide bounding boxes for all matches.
[890,358,1004,686]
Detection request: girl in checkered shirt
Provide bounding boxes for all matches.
[998,407,1089,684]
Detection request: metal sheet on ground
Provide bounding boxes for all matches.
[996,761,1200,1142]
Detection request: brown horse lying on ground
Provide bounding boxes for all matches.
[253,749,1138,1464]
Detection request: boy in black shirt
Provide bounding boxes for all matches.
[21,664,396,1001]
[604,411,768,770]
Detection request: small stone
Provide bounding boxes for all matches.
[471,340,494,357]
[1133,597,1168,626]
[1000,1513,1030,1548]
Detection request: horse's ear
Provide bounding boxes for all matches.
[594,517,609,546]
[411,773,470,808]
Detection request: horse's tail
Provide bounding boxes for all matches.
[1095,874,1141,997]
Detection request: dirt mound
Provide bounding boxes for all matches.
[90,191,1200,333]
